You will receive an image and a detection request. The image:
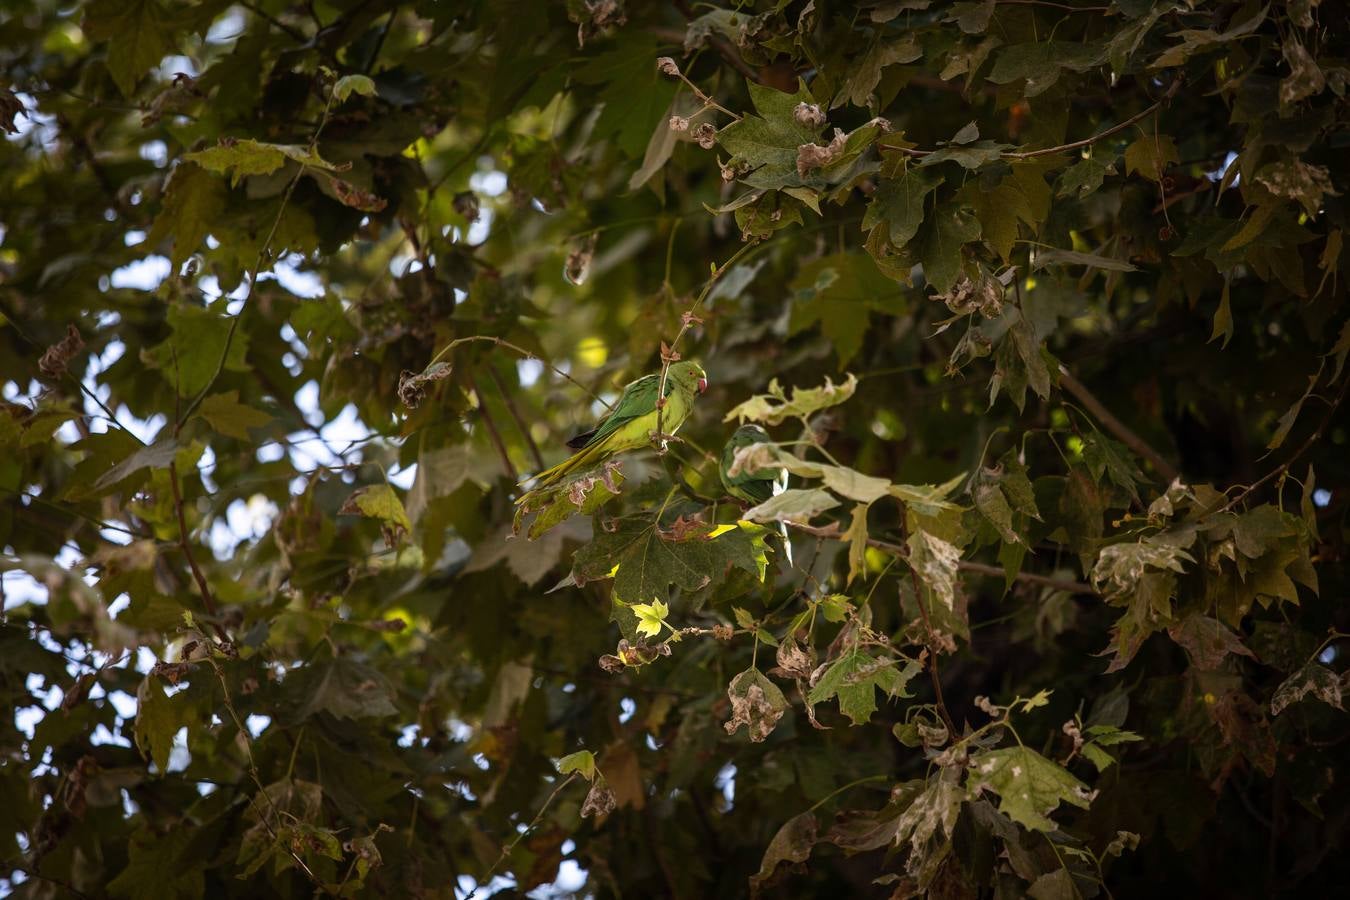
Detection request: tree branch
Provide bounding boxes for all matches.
[785,520,1098,595]
[1057,364,1181,483]
[893,79,1179,161]
[468,373,517,481]
[488,364,546,471]
[167,461,229,642]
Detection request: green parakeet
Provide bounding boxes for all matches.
[720,424,792,563]
[720,425,785,505]
[517,360,708,501]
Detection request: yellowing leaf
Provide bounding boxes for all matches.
[148,163,226,268]
[969,745,1094,831]
[197,391,272,439]
[1123,134,1178,182]
[185,139,343,187]
[333,74,377,103]
[557,750,598,780]
[630,599,669,637]
[340,484,412,531]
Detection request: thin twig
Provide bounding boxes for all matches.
[1219,376,1348,514]
[167,462,229,642]
[894,80,1179,161]
[425,335,613,410]
[180,87,339,427]
[488,365,545,470]
[785,520,1097,595]
[908,566,957,734]
[467,774,579,898]
[654,240,760,450]
[1057,364,1181,483]
[240,0,312,45]
[207,658,335,895]
[467,372,517,481]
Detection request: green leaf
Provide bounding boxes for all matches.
[107,826,205,900]
[716,79,821,188]
[917,140,1010,171]
[143,302,251,398]
[907,528,962,612]
[197,390,272,439]
[574,37,678,158]
[573,516,762,605]
[558,750,598,781]
[863,168,940,248]
[988,42,1102,97]
[1209,279,1234,348]
[1033,247,1138,273]
[919,202,981,294]
[1056,155,1117,198]
[969,745,1094,831]
[749,812,818,894]
[1027,868,1078,900]
[333,74,377,102]
[83,0,177,97]
[808,647,919,725]
[1167,614,1256,669]
[340,484,412,532]
[788,253,902,365]
[94,439,178,491]
[148,163,226,268]
[1123,134,1179,181]
[134,675,181,772]
[290,657,399,720]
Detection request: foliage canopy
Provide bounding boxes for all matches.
[2,0,1348,897]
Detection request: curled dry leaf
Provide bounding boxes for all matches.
[38,324,85,381]
[397,361,453,409]
[724,668,788,742]
[580,777,617,818]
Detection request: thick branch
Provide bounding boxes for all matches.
[1058,365,1181,483]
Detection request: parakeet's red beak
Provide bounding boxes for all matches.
[697,377,708,394]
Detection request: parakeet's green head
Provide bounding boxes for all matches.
[727,424,771,451]
[667,360,708,396]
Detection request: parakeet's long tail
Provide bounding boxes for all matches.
[515,442,608,503]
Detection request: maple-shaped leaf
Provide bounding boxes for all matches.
[788,253,904,365]
[197,390,272,439]
[863,168,940,249]
[572,515,768,606]
[83,0,177,97]
[147,162,225,268]
[918,201,981,295]
[107,826,205,900]
[807,647,920,725]
[143,301,251,398]
[724,372,859,425]
[717,79,823,189]
[969,745,1094,831]
[340,484,412,532]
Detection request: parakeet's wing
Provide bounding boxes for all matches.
[566,374,661,450]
